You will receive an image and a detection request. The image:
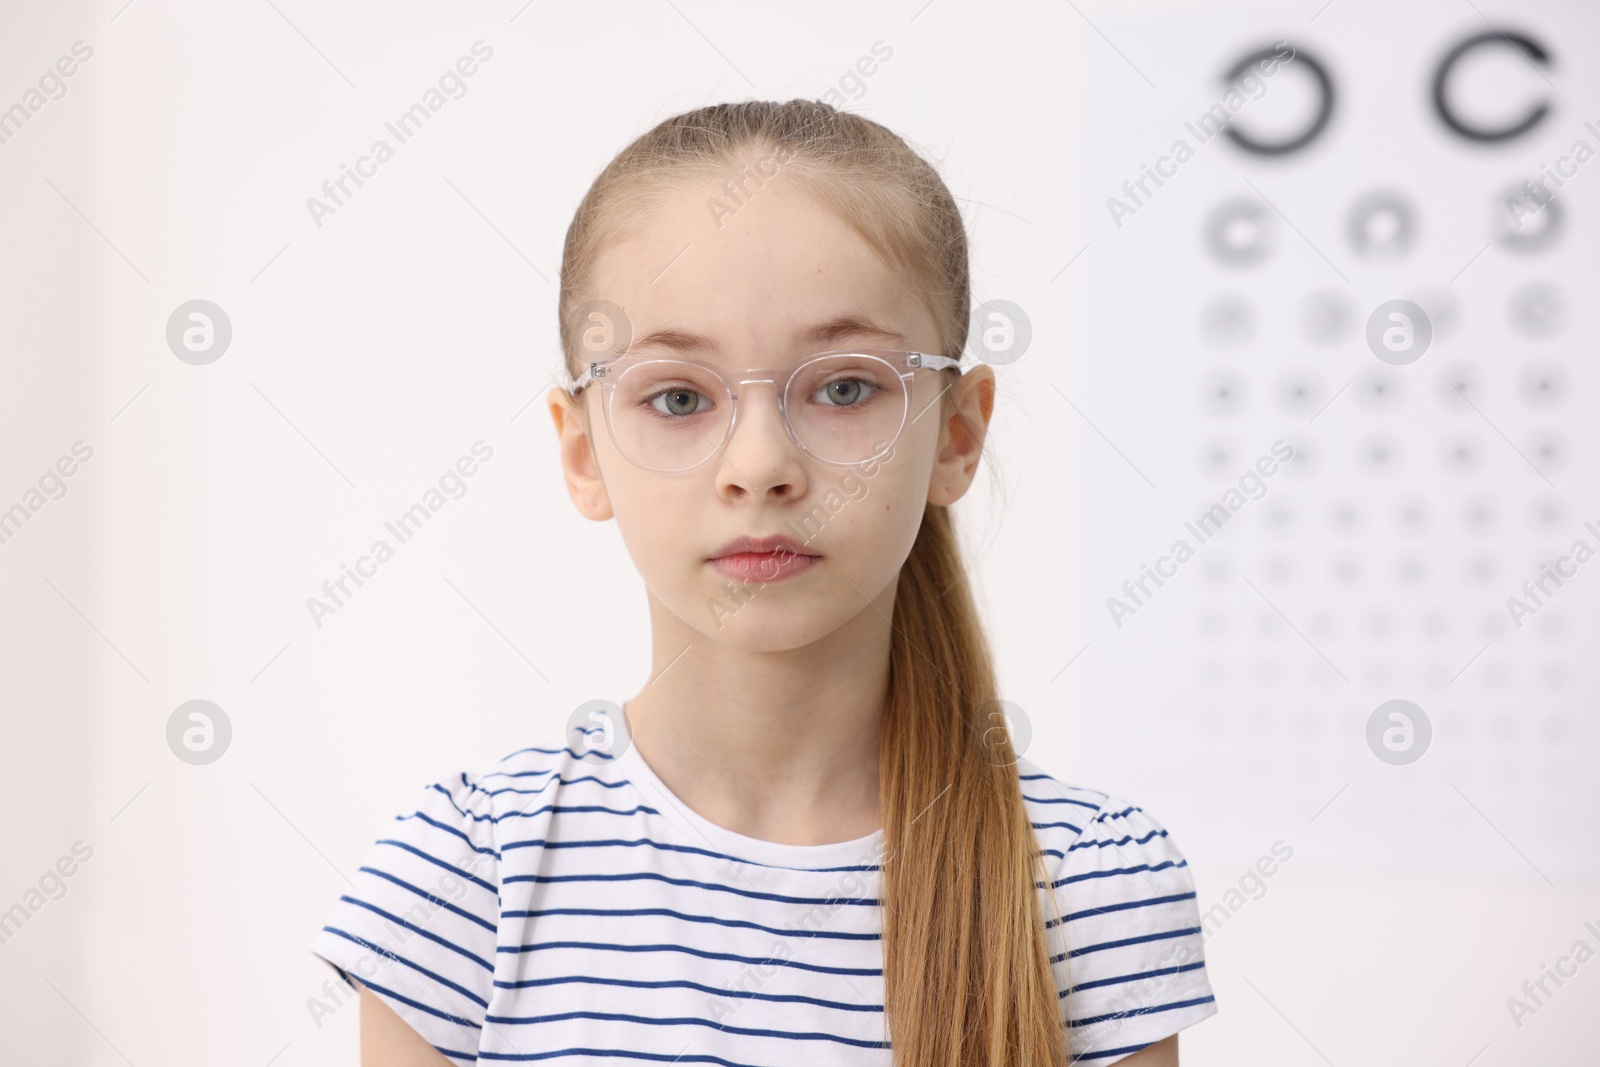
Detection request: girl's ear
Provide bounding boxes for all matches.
[927,364,995,507]
[548,387,615,521]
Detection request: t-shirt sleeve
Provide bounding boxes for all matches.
[1049,796,1218,1064]
[310,772,500,1064]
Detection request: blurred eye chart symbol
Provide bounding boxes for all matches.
[1204,197,1275,266]
[566,698,632,764]
[1073,6,1594,876]
[166,699,232,765]
[165,299,232,366]
[1346,190,1418,260]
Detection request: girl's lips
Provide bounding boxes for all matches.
[708,551,821,583]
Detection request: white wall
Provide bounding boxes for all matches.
[0,0,1593,1064]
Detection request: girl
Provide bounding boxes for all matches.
[311,99,1217,1066]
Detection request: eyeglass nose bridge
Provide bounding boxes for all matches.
[724,368,789,396]
[720,369,807,458]
[715,364,914,468]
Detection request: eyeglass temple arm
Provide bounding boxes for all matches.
[564,350,965,392]
[564,363,602,393]
[906,351,965,372]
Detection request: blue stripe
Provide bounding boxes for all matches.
[508,803,662,820]
[1031,820,1085,834]
[1071,1039,1156,1062]
[495,744,569,759]
[1048,891,1198,928]
[1067,828,1166,851]
[497,939,881,978]
[1054,925,1202,963]
[322,925,490,1008]
[1093,804,1140,821]
[1063,959,1208,995]
[1023,793,1104,810]
[355,866,497,932]
[500,835,879,874]
[481,767,559,781]
[1049,859,1187,890]
[482,1009,890,1051]
[429,782,488,823]
[400,810,500,858]
[503,870,878,908]
[376,839,497,893]
[500,905,879,942]
[490,971,883,1013]
[481,1049,765,1065]
[1069,993,1216,1028]
[429,785,658,825]
[333,896,495,972]
[483,746,618,778]
[479,775,632,798]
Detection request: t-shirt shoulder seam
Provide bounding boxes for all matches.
[1015,759,1113,850]
[473,742,579,789]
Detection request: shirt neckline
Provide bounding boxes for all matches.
[612,740,885,872]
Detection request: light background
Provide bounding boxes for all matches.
[0,0,1595,1064]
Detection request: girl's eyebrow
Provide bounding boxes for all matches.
[628,315,911,356]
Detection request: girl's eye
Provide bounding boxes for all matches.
[646,388,710,418]
[812,377,878,408]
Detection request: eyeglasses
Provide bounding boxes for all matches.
[563,348,965,473]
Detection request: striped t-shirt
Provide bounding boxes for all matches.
[310,737,1217,1064]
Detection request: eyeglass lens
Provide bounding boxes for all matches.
[606,353,907,471]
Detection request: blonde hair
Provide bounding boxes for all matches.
[557,99,1068,1066]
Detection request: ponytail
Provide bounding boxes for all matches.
[878,500,1067,1065]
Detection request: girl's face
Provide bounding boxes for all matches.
[549,161,994,653]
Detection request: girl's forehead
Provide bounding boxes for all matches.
[598,179,883,280]
[586,179,937,353]
[594,249,920,347]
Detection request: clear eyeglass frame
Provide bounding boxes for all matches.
[562,347,967,473]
